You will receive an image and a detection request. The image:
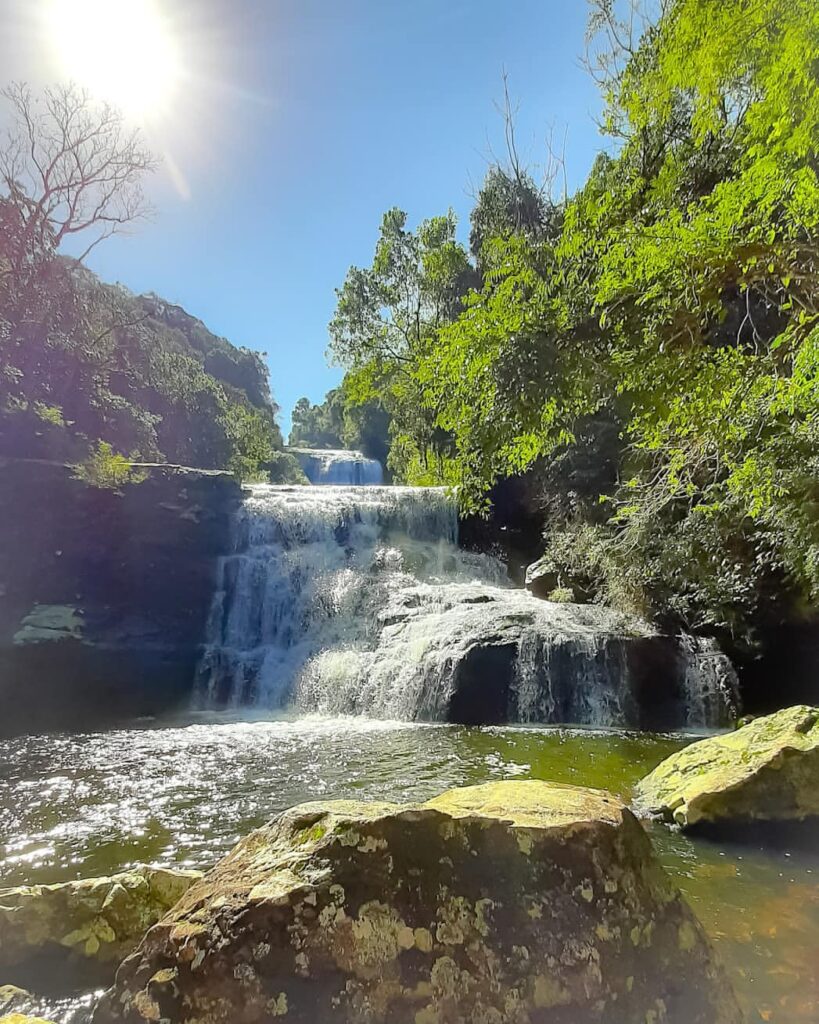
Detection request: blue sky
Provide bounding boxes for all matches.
[5,0,607,437]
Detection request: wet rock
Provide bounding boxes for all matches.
[0,1015,58,1024]
[94,780,742,1024]
[298,580,738,730]
[523,555,560,599]
[0,459,241,735]
[12,605,84,645]
[635,704,819,828]
[0,866,201,992]
[0,987,34,1015]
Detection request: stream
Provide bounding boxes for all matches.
[1,715,817,1023]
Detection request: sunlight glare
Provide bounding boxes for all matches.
[43,0,181,119]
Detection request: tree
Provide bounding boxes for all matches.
[289,393,345,449]
[469,166,557,263]
[369,0,819,643]
[0,83,156,414]
[0,82,155,265]
[328,208,472,481]
[329,208,471,370]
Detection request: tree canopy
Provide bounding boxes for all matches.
[320,0,819,644]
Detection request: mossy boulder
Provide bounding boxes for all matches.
[635,704,819,828]
[0,866,201,988]
[93,781,741,1024]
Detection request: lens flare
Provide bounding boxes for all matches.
[43,0,181,119]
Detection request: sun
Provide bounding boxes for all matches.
[43,0,181,119]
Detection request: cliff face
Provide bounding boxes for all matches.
[0,460,241,736]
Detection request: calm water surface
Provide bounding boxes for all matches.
[1,715,817,1023]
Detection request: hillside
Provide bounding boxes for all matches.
[0,243,299,480]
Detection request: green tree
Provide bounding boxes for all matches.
[329,208,471,482]
[400,0,819,641]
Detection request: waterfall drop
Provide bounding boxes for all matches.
[290,448,384,485]
[196,484,738,727]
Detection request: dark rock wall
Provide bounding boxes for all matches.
[0,460,241,735]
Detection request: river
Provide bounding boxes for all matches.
[2,465,814,1022]
[1,715,818,1023]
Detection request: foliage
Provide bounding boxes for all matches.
[289,385,392,471]
[289,392,345,449]
[72,441,147,490]
[0,85,285,481]
[326,0,819,643]
[328,208,473,482]
[265,450,309,485]
[469,166,560,263]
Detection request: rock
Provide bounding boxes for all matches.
[0,1015,57,1024]
[635,704,819,828]
[93,781,742,1024]
[0,987,34,1014]
[302,582,738,729]
[523,555,560,599]
[0,459,241,735]
[0,866,202,991]
[12,604,84,645]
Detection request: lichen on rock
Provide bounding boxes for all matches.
[0,865,202,980]
[92,780,742,1023]
[634,704,819,828]
[0,988,34,1016]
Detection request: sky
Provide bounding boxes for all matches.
[3,0,607,437]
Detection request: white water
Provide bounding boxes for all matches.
[196,484,738,727]
[290,447,384,485]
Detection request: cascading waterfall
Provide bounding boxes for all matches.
[290,448,384,485]
[196,484,738,727]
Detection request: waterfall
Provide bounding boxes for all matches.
[196,484,738,728]
[289,448,384,485]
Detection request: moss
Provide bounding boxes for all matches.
[635,705,819,828]
[294,823,328,845]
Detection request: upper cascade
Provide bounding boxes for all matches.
[289,447,384,485]
[196,484,738,728]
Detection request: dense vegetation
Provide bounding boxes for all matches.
[316,0,819,647]
[289,387,391,470]
[0,84,300,482]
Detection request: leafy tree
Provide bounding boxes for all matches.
[289,392,345,449]
[331,0,819,646]
[328,208,472,481]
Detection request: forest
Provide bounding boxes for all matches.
[293,0,819,651]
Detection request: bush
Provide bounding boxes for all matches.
[72,442,147,490]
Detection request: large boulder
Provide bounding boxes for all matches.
[634,704,819,828]
[0,866,201,992]
[94,781,741,1024]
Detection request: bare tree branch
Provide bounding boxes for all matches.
[0,82,157,275]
